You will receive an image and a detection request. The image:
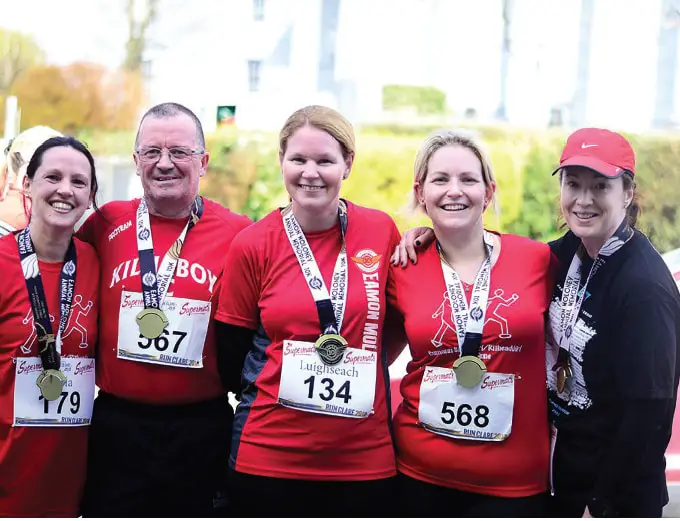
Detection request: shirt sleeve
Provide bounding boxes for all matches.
[611,278,678,399]
[75,209,101,246]
[213,231,262,329]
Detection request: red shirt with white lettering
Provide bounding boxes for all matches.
[215,202,401,480]
[387,233,553,497]
[77,198,251,404]
[0,233,99,517]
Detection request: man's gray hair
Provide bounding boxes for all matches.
[135,102,206,149]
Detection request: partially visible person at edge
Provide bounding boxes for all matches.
[0,136,100,517]
[213,105,406,517]
[0,126,63,236]
[391,128,680,518]
[544,128,680,517]
[386,129,554,517]
[78,102,251,517]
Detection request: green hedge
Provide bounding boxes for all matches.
[382,85,447,115]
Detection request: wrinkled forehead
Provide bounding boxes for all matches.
[137,114,199,148]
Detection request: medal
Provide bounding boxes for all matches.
[36,369,67,401]
[453,355,487,388]
[315,334,348,365]
[136,308,169,339]
[556,364,572,393]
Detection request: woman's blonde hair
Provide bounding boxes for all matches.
[279,105,355,160]
[1,126,62,201]
[411,129,498,214]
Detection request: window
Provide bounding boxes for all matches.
[253,0,265,21]
[248,60,262,92]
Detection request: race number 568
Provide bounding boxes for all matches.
[440,401,490,428]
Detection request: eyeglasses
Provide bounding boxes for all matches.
[135,146,205,163]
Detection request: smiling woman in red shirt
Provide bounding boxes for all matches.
[387,130,554,517]
[0,136,100,517]
[214,105,404,517]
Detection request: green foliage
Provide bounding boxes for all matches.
[382,85,447,115]
[628,133,680,252]
[83,124,680,254]
[0,28,45,94]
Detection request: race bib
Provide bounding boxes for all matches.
[13,357,95,427]
[278,340,377,418]
[418,366,514,441]
[117,291,210,368]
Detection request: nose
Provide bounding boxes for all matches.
[56,179,74,196]
[445,179,463,198]
[300,163,319,179]
[575,187,594,206]
[156,150,174,170]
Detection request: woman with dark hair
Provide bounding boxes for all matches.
[0,136,101,517]
[545,128,680,517]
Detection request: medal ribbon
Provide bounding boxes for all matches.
[556,219,633,355]
[282,200,349,336]
[136,197,204,311]
[439,231,494,357]
[16,226,77,370]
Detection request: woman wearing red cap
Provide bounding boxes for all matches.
[545,128,680,517]
[393,127,680,517]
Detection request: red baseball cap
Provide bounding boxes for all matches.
[552,127,635,178]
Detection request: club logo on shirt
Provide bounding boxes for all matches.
[309,276,323,290]
[110,258,218,293]
[431,289,520,350]
[20,295,94,354]
[351,249,381,274]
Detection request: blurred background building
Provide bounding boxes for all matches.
[4,0,679,132]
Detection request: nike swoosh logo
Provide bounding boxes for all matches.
[581,143,598,149]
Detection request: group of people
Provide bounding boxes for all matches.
[0,100,677,518]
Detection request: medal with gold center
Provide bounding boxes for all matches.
[36,369,68,401]
[136,308,169,339]
[453,355,487,388]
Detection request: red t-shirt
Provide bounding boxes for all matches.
[215,202,401,480]
[0,233,99,517]
[387,233,553,497]
[77,198,251,404]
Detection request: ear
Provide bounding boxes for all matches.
[199,151,210,178]
[484,182,497,211]
[343,153,354,180]
[414,181,425,208]
[133,152,141,177]
[22,175,31,197]
[623,182,634,208]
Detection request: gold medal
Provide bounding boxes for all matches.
[36,369,67,401]
[556,364,572,393]
[136,308,169,339]
[453,355,487,388]
[314,334,348,366]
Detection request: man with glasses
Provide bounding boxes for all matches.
[78,103,252,517]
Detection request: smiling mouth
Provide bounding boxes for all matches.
[50,201,74,212]
[299,184,324,192]
[441,203,468,211]
[574,211,598,219]
[152,174,182,182]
